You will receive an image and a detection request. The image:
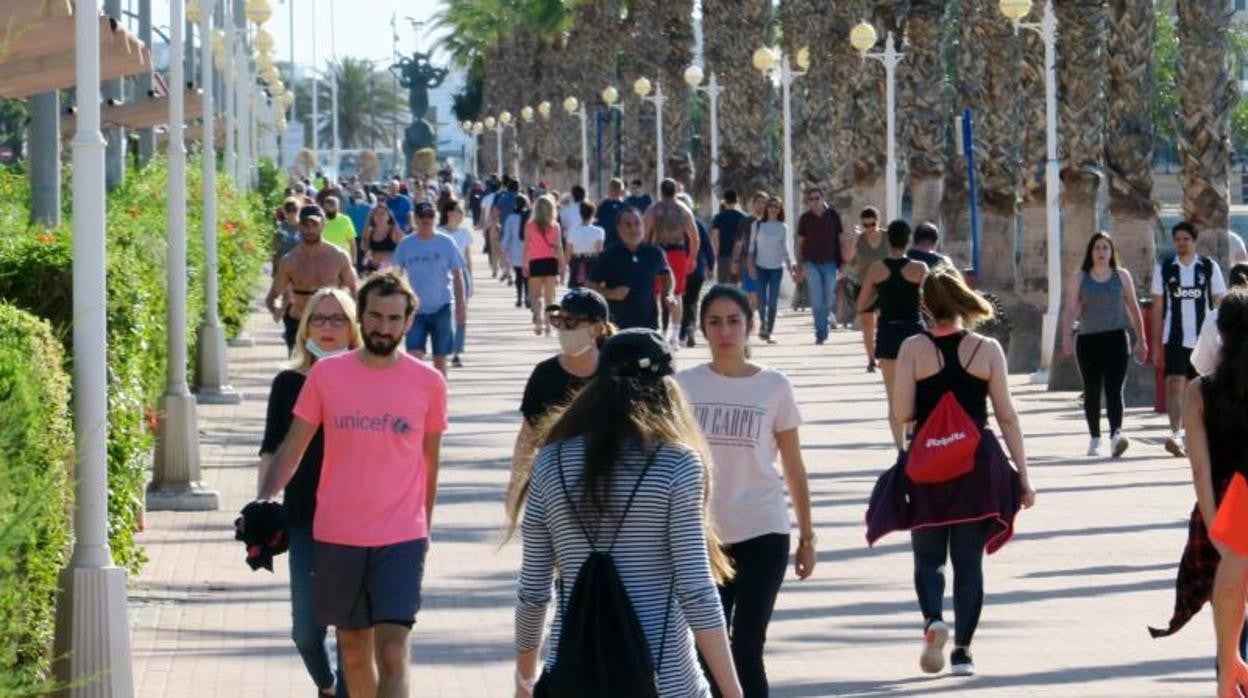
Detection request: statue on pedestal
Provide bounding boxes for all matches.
[392,52,448,177]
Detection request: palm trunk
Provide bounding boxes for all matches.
[781,0,826,199]
[480,43,505,176]
[559,0,620,195]
[901,0,951,227]
[703,0,776,196]
[850,12,889,220]
[660,1,694,192]
[1050,0,1110,391]
[1017,1,1049,370]
[1177,0,1235,265]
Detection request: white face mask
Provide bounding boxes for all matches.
[557,327,595,357]
[305,338,348,360]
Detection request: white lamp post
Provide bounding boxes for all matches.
[223,2,236,180]
[54,0,136,690]
[472,120,484,177]
[633,76,665,191]
[564,96,590,193]
[1002,0,1062,382]
[851,23,903,224]
[329,0,339,179]
[684,64,723,213]
[485,115,502,176]
[499,110,515,176]
[754,45,809,248]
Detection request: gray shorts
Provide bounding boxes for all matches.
[312,538,428,630]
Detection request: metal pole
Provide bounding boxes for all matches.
[654,82,665,189]
[1037,3,1062,378]
[137,0,155,164]
[289,0,296,135]
[29,92,61,226]
[580,104,590,193]
[224,0,235,180]
[330,0,339,178]
[963,110,981,277]
[496,127,503,177]
[781,57,795,252]
[197,0,240,405]
[103,0,126,190]
[707,73,721,214]
[311,3,319,175]
[883,32,901,223]
[596,110,605,199]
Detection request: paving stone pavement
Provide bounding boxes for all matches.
[130,260,1213,697]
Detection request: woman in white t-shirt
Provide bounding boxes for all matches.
[565,200,605,288]
[676,284,815,697]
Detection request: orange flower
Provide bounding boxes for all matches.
[36,232,55,245]
[224,221,237,233]
[242,240,255,252]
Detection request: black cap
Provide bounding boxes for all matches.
[414,201,436,217]
[298,205,324,222]
[548,288,608,322]
[596,328,674,379]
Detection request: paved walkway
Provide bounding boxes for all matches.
[131,260,1213,696]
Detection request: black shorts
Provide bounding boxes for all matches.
[847,281,878,313]
[875,320,925,360]
[313,538,428,630]
[1164,345,1199,380]
[529,257,559,278]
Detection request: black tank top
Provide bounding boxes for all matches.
[914,332,990,429]
[369,228,398,253]
[877,257,922,323]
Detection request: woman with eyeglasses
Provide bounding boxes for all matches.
[257,287,363,697]
[747,197,797,343]
[507,289,615,512]
[843,207,889,372]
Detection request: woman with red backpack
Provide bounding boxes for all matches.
[866,268,1036,678]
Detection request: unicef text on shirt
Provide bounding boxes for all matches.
[1172,287,1205,300]
[924,431,967,449]
[333,411,413,435]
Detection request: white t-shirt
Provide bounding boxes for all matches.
[559,202,583,234]
[440,224,472,258]
[480,192,497,226]
[566,223,605,256]
[677,364,801,545]
[1151,256,1227,348]
[1191,310,1220,375]
[1230,232,1248,264]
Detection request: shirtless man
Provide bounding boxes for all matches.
[643,178,700,347]
[266,204,359,354]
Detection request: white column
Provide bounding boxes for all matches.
[883,33,901,223]
[311,5,319,174]
[707,73,721,214]
[223,1,236,181]
[1036,3,1062,380]
[330,0,339,179]
[781,57,795,251]
[579,104,590,193]
[149,0,218,512]
[197,0,240,405]
[654,82,665,189]
[495,127,503,177]
[52,0,136,691]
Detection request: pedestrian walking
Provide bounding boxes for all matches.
[265,204,359,354]
[747,197,796,344]
[560,184,588,234]
[625,178,654,213]
[733,192,770,317]
[566,200,605,288]
[274,197,302,269]
[596,178,628,248]
[677,193,715,348]
[525,195,567,336]
[258,272,448,698]
[644,179,701,348]
[678,285,815,696]
[711,190,748,284]
[438,199,475,368]
[509,328,743,698]
[843,207,889,372]
[1151,221,1227,457]
[856,220,929,451]
[321,196,358,259]
[384,179,415,234]
[793,187,845,346]
[588,208,674,330]
[866,268,1036,678]
[393,201,468,376]
[361,202,403,272]
[503,194,532,309]
[906,222,952,271]
[258,287,363,698]
[1059,232,1148,458]
[1191,263,1248,375]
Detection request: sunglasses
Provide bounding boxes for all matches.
[307,313,350,328]
[861,221,878,228]
[547,312,592,330]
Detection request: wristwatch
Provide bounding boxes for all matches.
[799,532,817,547]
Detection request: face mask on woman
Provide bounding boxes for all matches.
[557,327,595,357]
[305,338,348,360]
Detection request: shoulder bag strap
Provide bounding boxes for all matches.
[606,446,662,555]
[556,442,599,552]
[962,338,986,372]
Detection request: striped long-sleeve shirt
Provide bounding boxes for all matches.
[515,437,726,697]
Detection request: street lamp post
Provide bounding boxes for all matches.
[633,77,665,191]
[599,85,625,198]
[1002,0,1061,382]
[564,96,590,193]
[684,65,722,213]
[520,105,537,183]
[754,45,809,248]
[223,1,236,179]
[850,23,903,224]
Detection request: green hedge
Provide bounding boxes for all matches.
[0,304,73,693]
[0,158,273,573]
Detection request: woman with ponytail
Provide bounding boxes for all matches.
[510,329,742,697]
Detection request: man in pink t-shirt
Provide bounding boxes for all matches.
[259,271,446,698]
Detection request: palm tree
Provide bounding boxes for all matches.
[1016,0,1053,370]
[659,0,694,192]
[290,59,407,152]
[702,0,776,196]
[559,0,622,193]
[850,12,889,220]
[901,0,951,226]
[1176,0,1234,263]
[781,0,833,201]
[1050,0,1109,390]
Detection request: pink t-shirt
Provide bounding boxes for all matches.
[293,351,449,546]
[525,220,561,262]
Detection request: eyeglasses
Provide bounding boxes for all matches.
[548,313,592,330]
[805,196,821,202]
[307,313,350,328]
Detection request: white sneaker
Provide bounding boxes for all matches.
[1164,434,1186,458]
[920,620,950,674]
[1086,437,1101,457]
[1111,432,1130,458]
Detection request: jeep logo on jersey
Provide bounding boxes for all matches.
[924,432,967,449]
[1173,287,1205,300]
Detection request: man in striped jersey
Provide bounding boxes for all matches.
[1151,221,1227,457]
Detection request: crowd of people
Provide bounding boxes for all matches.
[250,163,1248,697]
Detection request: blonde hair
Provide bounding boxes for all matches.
[922,267,995,328]
[506,373,734,584]
[533,194,557,227]
[288,287,364,372]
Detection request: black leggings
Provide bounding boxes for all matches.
[912,521,989,648]
[1075,330,1129,439]
[680,272,706,339]
[709,533,789,698]
[513,267,528,305]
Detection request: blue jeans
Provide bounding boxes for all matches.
[289,525,348,695]
[453,322,467,355]
[756,267,784,336]
[803,261,837,341]
[405,304,454,357]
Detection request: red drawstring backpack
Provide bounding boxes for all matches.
[1211,473,1248,556]
[905,339,983,484]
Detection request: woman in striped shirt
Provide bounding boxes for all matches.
[509,329,743,698]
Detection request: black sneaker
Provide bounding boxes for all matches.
[685,334,695,348]
[451,355,463,368]
[950,647,974,676]
[867,361,878,373]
